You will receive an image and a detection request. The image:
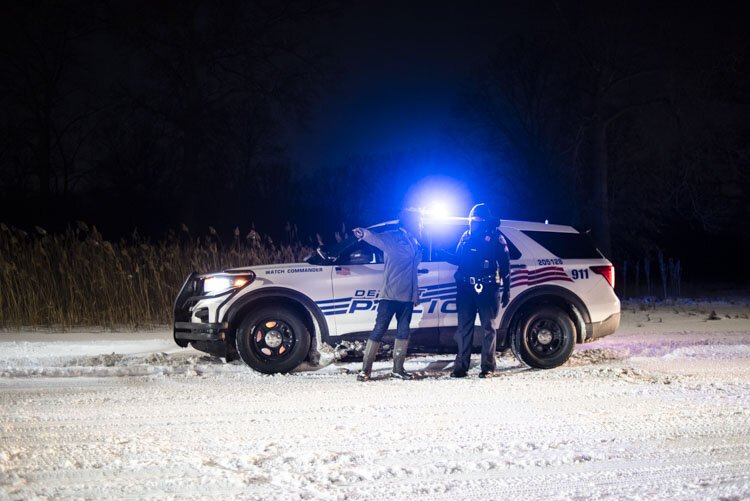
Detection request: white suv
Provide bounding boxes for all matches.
[173,217,620,373]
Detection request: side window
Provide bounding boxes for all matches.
[521,231,602,259]
[338,241,383,265]
[425,224,523,261]
[499,231,523,260]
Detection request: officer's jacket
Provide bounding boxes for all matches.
[455,229,511,286]
[361,228,422,304]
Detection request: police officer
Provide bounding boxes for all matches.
[353,208,423,381]
[451,203,511,378]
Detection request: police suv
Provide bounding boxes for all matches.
[173,217,620,373]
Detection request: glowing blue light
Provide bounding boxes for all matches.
[405,176,471,221]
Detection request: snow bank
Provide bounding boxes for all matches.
[0,336,257,378]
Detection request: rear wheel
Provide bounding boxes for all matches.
[511,305,575,369]
[235,307,310,374]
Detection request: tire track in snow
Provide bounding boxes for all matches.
[2,342,749,500]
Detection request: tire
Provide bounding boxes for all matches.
[235,306,311,374]
[511,305,575,369]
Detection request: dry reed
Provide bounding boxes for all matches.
[0,223,311,328]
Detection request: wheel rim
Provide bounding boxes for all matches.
[251,319,296,360]
[525,317,564,358]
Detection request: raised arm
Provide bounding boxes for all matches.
[355,227,388,252]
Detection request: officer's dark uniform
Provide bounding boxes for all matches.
[451,204,511,377]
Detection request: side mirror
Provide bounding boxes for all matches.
[317,248,334,263]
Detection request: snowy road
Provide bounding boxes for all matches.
[1,301,750,500]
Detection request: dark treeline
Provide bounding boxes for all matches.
[1,1,748,282]
[454,1,749,278]
[0,0,339,237]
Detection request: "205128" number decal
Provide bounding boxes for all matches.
[537,258,563,266]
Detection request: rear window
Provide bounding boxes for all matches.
[522,231,602,259]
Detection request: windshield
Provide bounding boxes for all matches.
[305,224,399,265]
[305,238,354,265]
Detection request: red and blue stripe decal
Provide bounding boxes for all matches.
[511,266,573,288]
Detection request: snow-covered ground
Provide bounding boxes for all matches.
[1,300,749,500]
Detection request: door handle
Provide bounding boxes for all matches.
[510,264,527,269]
[418,268,429,274]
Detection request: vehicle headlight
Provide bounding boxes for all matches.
[202,273,254,294]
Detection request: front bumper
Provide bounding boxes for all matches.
[172,271,255,348]
[174,321,228,343]
[173,272,233,347]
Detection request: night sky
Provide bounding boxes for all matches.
[287,0,504,168]
[290,1,741,169]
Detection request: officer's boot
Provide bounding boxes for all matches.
[357,340,380,382]
[391,338,413,380]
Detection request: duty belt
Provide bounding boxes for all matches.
[461,275,496,285]
[461,275,496,293]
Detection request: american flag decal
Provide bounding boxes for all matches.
[510,266,573,288]
[336,267,351,276]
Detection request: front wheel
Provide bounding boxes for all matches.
[511,305,575,369]
[235,307,311,374]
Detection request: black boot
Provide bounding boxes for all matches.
[357,340,380,381]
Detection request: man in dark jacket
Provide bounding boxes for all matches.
[353,208,423,381]
[451,203,511,378]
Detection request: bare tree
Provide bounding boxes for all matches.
[0,1,99,217]
[104,0,339,223]
[457,1,679,255]
[551,1,676,255]
[459,34,582,224]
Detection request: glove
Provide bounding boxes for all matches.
[501,288,510,308]
[433,248,449,261]
[353,228,365,239]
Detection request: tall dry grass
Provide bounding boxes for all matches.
[0,223,311,328]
